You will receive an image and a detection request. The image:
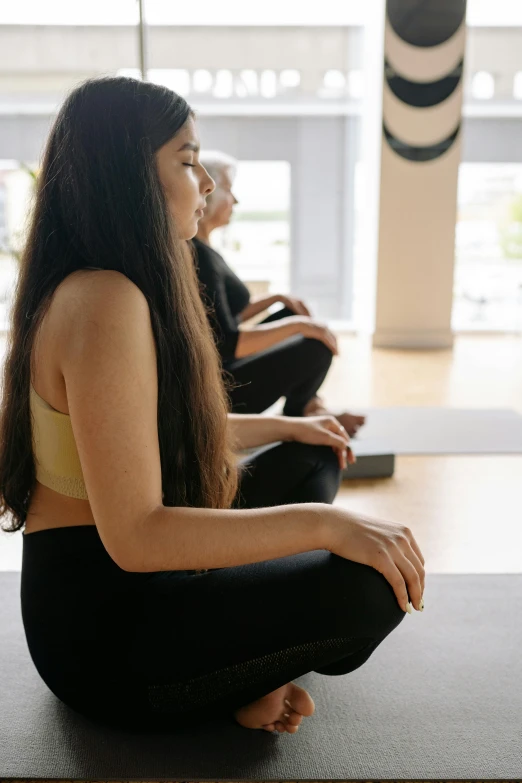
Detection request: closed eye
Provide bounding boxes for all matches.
[183,163,196,168]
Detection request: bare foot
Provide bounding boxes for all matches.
[334,411,366,438]
[303,396,366,438]
[233,681,315,734]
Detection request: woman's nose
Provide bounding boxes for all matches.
[204,176,216,196]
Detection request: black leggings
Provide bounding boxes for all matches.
[224,307,333,416]
[21,441,405,734]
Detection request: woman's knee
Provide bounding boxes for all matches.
[302,336,334,370]
[280,440,340,473]
[331,555,407,640]
[281,441,342,503]
[283,334,333,373]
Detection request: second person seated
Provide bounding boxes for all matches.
[190,150,366,438]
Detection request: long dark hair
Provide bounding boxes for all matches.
[0,75,238,533]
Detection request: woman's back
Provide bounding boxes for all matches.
[25,269,143,535]
[26,270,96,534]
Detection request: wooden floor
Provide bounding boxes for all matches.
[1,333,521,574]
[324,334,522,575]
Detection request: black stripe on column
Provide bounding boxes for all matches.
[385,59,463,107]
[387,0,466,47]
[383,121,461,161]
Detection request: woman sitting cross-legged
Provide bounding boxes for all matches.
[0,76,424,737]
[191,150,366,438]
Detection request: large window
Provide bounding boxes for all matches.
[452,163,522,332]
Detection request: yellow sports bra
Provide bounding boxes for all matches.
[30,383,88,500]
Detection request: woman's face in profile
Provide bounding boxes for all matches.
[210,169,239,228]
[156,116,216,240]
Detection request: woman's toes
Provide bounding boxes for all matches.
[285,687,315,718]
[285,711,303,727]
[274,721,285,732]
[263,723,275,732]
[281,714,301,733]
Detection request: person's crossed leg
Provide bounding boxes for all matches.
[225,305,366,437]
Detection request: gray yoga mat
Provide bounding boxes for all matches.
[353,406,522,455]
[1,570,520,780]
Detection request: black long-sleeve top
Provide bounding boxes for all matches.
[192,236,252,363]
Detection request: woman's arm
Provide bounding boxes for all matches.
[235,316,305,359]
[236,316,339,360]
[135,501,330,573]
[239,293,312,323]
[237,294,280,323]
[228,413,294,450]
[229,413,354,470]
[59,269,331,574]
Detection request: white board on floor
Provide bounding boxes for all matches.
[352,407,522,455]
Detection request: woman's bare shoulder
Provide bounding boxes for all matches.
[55,268,145,311]
[50,269,150,339]
[34,269,152,404]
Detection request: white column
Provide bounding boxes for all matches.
[370,0,468,349]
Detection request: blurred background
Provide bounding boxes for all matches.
[0,0,521,334]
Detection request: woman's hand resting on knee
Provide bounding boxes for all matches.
[323,507,425,614]
[289,316,339,356]
[283,415,355,470]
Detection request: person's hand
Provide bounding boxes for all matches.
[283,415,356,470]
[296,317,339,356]
[279,294,312,317]
[324,507,426,614]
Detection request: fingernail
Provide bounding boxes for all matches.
[419,597,424,611]
[406,601,413,614]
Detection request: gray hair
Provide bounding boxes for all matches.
[199,150,238,192]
